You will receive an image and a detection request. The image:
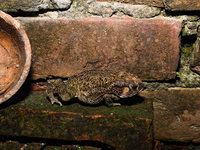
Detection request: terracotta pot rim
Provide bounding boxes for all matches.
[0,10,31,104]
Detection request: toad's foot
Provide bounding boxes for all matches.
[50,98,62,106]
[104,94,121,107]
[113,103,121,106]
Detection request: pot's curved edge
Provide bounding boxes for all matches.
[0,10,31,104]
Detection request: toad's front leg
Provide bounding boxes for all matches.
[46,79,64,106]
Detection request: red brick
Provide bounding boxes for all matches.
[97,0,164,7]
[139,88,200,143]
[164,0,200,11]
[22,17,182,81]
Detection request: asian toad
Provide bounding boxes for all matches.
[46,70,144,107]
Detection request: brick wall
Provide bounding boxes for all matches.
[0,0,200,149]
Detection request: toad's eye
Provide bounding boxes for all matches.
[132,85,138,90]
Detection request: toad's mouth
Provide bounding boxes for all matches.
[134,83,144,95]
[130,83,144,96]
[137,83,144,92]
[120,82,144,98]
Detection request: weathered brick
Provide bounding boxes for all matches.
[190,38,200,74]
[0,140,102,150]
[0,141,44,150]
[139,88,200,143]
[0,91,153,150]
[97,0,164,7]
[154,140,200,150]
[20,17,182,81]
[164,0,200,11]
[0,0,72,12]
[190,26,200,74]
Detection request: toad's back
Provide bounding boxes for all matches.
[71,70,119,87]
[67,70,141,95]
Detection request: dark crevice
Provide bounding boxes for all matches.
[181,34,197,45]
[173,30,199,87]
[6,8,69,17]
[165,10,200,17]
[0,135,115,150]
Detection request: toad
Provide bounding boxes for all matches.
[46,70,144,107]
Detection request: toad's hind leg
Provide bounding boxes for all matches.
[79,94,104,105]
[46,79,71,106]
[103,94,121,107]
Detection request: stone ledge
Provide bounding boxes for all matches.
[0,136,112,150]
[1,86,200,146]
[87,2,161,18]
[97,0,164,7]
[0,0,72,12]
[0,91,153,150]
[18,16,182,81]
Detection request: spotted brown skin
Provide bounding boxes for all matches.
[46,70,144,107]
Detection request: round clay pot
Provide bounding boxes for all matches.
[0,11,31,104]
